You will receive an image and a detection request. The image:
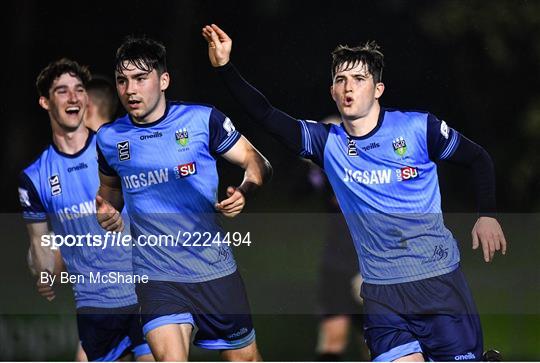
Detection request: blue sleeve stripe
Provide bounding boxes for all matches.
[132,343,152,358]
[373,340,423,362]
[440,131,460,160]
[215,131,241,154]
[22,212,47,221]
[299,120,312,156]
[142,313,195,336]
[195,329,256,350]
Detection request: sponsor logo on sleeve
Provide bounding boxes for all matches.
[223,117,236,136]
[18,188,30,207]
[440,120,450,139]
[116,141,130,161]
[49,175,62,196]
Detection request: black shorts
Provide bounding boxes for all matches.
[136,270,255,350]
[76,303,151,361]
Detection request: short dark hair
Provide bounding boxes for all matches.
[36,58,91,98]
[87,76,118,120]
[115,36,167,75]
[331,41,384,83]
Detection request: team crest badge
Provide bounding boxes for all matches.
[392,137,407,156]
[175,128,189,146]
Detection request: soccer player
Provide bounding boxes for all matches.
[85,76,119,131]
[95,36,272,361]
[19,58,153,362]
[202,24,507,361]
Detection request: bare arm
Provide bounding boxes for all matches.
[26,222,56,275]
[96,172,125,232]
[25,222,64,301]
[216,136,272,217]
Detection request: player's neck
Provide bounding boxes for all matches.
[52,124,89,155]
[84,116,108,132]
[132,95,167,124]
[342,103,381,137]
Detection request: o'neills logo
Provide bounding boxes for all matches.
[140,131,163,141]
[67,162,88,173]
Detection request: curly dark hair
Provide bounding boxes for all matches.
[36,58,91,98]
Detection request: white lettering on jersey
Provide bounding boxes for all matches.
[343,168,392,184]
[123,168,169,189]
[57,200,97,223]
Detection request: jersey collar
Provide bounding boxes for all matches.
[341,107,386,140]
[51,129,95,159]
[128,101,171,128]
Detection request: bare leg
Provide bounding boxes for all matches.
[75,342,88,362]
[220,341,262,362]
[316,315,350,355]
[145,323,192,361]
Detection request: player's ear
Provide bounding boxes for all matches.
[38,96,49,111]
[330,85,337,102]
[159,72,170,92]
[375,82,385,99]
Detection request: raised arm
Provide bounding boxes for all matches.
[202,24,303,154]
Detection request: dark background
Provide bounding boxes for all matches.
[5,0,540,213]
[2,0,539,360]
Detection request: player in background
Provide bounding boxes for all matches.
[96,36,272,361]
[309,116,368,361]
[202,24,507,361]
[85,76,119,132]
[77,75,120,362]
[19,58,153,362]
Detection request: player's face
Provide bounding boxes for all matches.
[330,62,384,121]
[39,73,87,132]
[115,61,170,123]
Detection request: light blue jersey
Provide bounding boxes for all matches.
[300,108,462,284]
[19,132,137,308]
[96,101,241,282]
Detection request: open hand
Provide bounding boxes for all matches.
[471,216,507,262]
[202,24,232,67]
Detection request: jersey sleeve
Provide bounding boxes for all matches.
[96,142,118,176]
[18,172,47,222]
[298,120,331,168]
[426,113,461,161]
[208,107,242,155]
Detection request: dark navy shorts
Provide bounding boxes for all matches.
[76,303,151,361]
[361,267,483,361]
[136,270,255,350]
